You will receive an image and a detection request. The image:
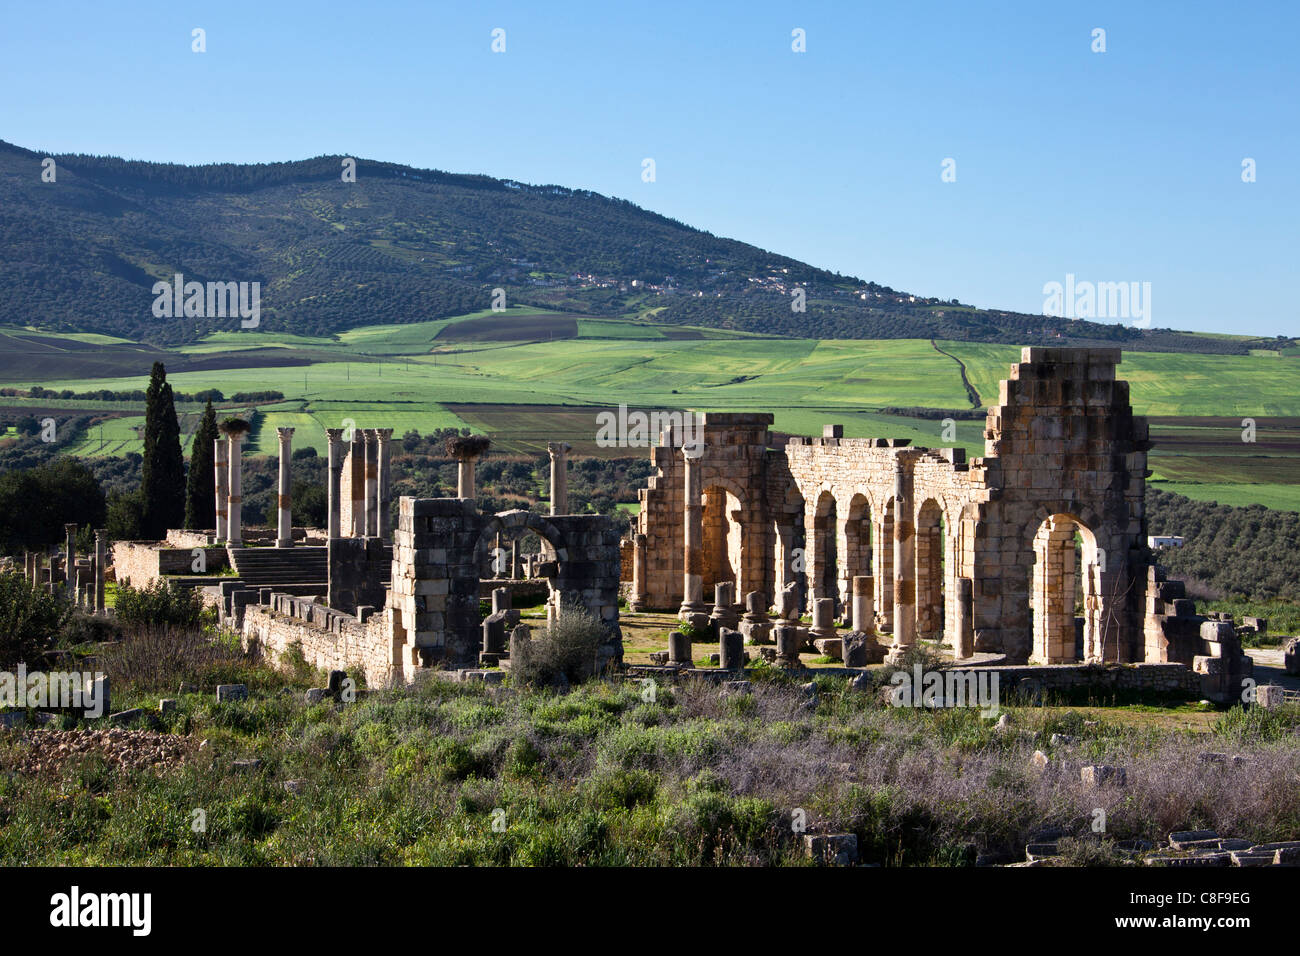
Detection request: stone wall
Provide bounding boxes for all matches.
[242,595,399,689]
[327,537,390,615]
[111,541,230,588]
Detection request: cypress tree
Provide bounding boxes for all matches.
[183,399,219,529]
[140,362,186,538]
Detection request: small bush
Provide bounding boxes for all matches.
[114,579,206,629]
[512,605,609,688]
[0,569,69,668]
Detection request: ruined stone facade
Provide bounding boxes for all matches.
[634,347,1171,666]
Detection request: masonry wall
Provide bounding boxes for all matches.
[242,596,399,688]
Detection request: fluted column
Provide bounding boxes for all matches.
[214,437,228,542]
[325,428,344,540]
[629,533,648,611]
[276,427,294,547]
[548,441,571,515]
[375,428,393,537]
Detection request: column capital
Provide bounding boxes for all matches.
[325,428,344,442]
[547,441,571,457]
[277,427,295,440]
[375,427,394,441]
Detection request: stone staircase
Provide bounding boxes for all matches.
[226,546,329,587]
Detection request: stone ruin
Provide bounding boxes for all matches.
[628,347,1254,697]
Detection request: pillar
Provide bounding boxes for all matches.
[886,464,915,663]
[363,430,379,537]
[679,447,708,624]
[547,441,570,515]
[214,437,228,542]
[954,578,974,659]
[457,453,477,500]
[852,575,875,633]
[64,523,76,600]
[629,532,648,611]
[325,429,344,540]
[94,529,106,614]
[227,433,243,545]
[276,427,294,548]
[350,431,365,535]
[376,428,393,537]
[510,539,518,579]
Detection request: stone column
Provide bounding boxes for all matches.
[548,441,571,515]
[363,429,379,537]
[227,433,244,545]
[325,429,344,540]
[954,577,974,659]
[629,532,648,611]
[46,553,57,595]
[276,427,294,548]
[349,431,365,536]
[852,575,875,633]
[214,437,228,542]
[456,451,477,500]
[678,447,708,626]
[510,539,519,579]
[94,529,106,614]
[376,428,393,537]
[64,524,77,600]
[886,464,915,663]
[811,597,837,641]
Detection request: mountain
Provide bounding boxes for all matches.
[0,139,1286,353]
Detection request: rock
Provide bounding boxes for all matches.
[849,673,872,693]
[283,779,306,794]
[812,638,842,659]
[720,681,752,697]
[1284,638,1300,677]
[1030,750,1050,772]
[800,681,818,697]
[1080,765,1126,787]
[804,833,859,866]
[1050,733,1075,746]
[159,699,177,714]
[216,684,248,703]
[994,713,1012,732]
[707,653,720,666]
[1231,850,1277,867]
[1145,853,1232,867]
[232,758,263,772]
[327,670,348,694]
[108,708,146,725]
[1169,829,1219,849]
[305,688,331,704]
[178,682,198,695]
[648,651,669,665]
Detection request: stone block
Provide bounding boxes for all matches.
[804,833,858,866]
[216,683,249,703]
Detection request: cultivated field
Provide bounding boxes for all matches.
[3,317,1297,510]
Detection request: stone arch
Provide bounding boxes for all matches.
[700,481,746,599]
[843,492,873,591]
[1029,511,1104,664]
[915,498,946,639]
[807,488,839,605]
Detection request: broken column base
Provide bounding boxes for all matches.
[842,631,885,666]
[739,620,773,645]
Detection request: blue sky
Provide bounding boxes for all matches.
[2,0,1295,336]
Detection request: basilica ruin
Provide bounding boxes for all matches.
[98,347,1253,701]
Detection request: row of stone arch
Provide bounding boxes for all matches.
[691,478,1118,663]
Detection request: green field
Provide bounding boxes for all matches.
[4,318,1298,509]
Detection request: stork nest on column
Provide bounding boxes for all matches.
[218,417,251,436]
[444,434,491,459]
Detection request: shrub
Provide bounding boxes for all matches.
[512,605,609,688]
[0,569,69,668]
[98,625,248,697]
[113,579,206,629]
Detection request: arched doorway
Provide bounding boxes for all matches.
[701,484,744,600]
[1029,513,1102,663]
[875,496,895,632]
[916,499,946,639]
[810,490,838,604]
